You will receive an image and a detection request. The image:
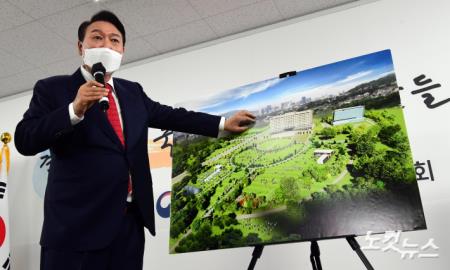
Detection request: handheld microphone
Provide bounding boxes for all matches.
[91,62,109,111]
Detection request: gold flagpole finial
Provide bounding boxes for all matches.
[1,132,11,173]
[1,132,11,145]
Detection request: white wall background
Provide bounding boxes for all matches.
[0,0,449,269]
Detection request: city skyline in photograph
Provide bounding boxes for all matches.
[178,50,395,115]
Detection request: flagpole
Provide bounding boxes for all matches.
[0,132,11,270]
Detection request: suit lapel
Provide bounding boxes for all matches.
[93,103,125,150]
[113,79,131,149]
[69,69,124,151]
[68,69,84,102]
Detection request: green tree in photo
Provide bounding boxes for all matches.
[245,233,262,245]
[176,221,219,253]
[351,127,378,157]
[312,137,321,148]
[378,123,401,147]
[320,127,337,139]
[380,150,415,184]
[219,228,244,248]
[185,154,201,175]
[311,191,328,201]
[280,177,300,203]
[191,218,202,232]
[302,177,313,190]
[213,215,225,229]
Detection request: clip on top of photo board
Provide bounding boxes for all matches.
[279,71,297,78]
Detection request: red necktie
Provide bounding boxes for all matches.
[105,83,132,195]
[106,83,125,146]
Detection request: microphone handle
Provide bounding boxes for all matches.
[99,96,109,111]
[94,72,109,111]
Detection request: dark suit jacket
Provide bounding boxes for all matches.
[15,69,221,251]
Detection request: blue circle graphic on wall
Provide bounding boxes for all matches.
[32,150,50,199]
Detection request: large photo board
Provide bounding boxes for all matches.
[169,49,425,253]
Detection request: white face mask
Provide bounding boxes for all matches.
[82,47,123,73]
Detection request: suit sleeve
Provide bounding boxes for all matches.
[137,83,221,138]
[15,80,74,156]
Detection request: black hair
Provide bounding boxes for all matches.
[78,10,126,45]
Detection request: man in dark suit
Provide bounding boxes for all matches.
[14,10,255,270]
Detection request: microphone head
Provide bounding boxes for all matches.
[91,62,106,75]
[91,62,106,84]
[91,62,108,111]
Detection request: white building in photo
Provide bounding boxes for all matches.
[333,105,365,125]
[314,149,334,164]
[269,110,313,133]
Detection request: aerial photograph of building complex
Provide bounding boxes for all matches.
[169,50,426,254]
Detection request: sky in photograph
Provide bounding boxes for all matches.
[178,49,395,115]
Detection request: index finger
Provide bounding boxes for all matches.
[242,110,256,119]
[236,125,250,132]
[86,80,104,87]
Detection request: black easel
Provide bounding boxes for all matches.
[310,240,322,270]
[307,237,374,270]
[246,236,374,270]
[247,245,264,270]
[346,236,375,270]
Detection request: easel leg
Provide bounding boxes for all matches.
[310,240,322,270]
[346,236,375,270]
[248,245,264,270]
